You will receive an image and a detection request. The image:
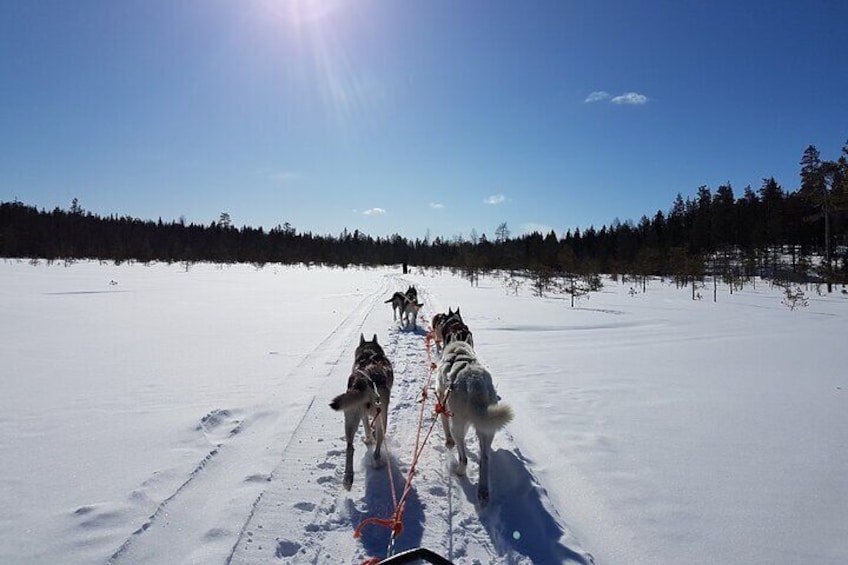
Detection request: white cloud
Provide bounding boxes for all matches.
[611,92,649,105]
[584,91,610,103]
[362,208,386,216]
[429,202,445,209]
[485,194,506,205]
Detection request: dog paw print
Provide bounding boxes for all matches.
[275,539,301,558]
[293,501,316,512]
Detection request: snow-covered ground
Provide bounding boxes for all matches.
[1,260,846,564]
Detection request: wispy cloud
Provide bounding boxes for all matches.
[611,92,649,105]
[585,90,650,106]
[485,194,506,205]
[584,91,610,103]
[429,202,445,209]
[362,207,386,216]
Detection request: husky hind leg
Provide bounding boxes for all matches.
[476,430,495,506]
[372,411,385,467]
[450,415,470,476]
[440,408,455,448]
[342,410,359,490]
[360,412,375,445]
[372,390,390,467]
[436,381,454,447]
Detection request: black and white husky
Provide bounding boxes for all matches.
[385,289,423,329]
[433,308,473,352]
[385,291,407,321]
[330,334,394,490]
[431,307,458,351]
[403,284,418,304]
[401,297,422,329]
[436,340,513,506]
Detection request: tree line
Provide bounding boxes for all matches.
[2,141,846,287]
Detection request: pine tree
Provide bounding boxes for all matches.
[799,145,835,289]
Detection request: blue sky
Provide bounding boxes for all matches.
[2,1,846,240]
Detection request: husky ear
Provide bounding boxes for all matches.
[372,333,379,344]
[456,307,462,317]
[448,307,453,316]
[360,334,365,345]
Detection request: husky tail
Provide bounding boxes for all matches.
[329,387,367,411]
[475,403,514,433]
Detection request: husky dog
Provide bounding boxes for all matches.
[401,297,423,329]
[431,311,448,336]
[436,340,512,506]
[330,334,394,490]
[386,289,423,328]
[440,309,473,348]
[385,292,407,321]
[405,285,418,303]
[432,307,460,352]
[430,311,448,353]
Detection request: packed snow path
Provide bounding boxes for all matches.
[102,273,589,564]
[224,275,590,564]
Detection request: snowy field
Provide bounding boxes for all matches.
[1,260,846,565]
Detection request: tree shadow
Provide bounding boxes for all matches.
[346,453,424,560]
[455,448,592,564]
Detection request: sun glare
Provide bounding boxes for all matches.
[264,0,344,25]
[250,0,378,131]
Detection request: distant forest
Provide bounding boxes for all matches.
[2,142,847,287]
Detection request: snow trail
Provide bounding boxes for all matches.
[227,275,590,564]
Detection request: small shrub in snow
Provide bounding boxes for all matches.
[502,275,523,296]
[781,285,809,310]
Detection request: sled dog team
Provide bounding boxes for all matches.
[330,285,513,507]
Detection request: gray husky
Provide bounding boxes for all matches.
[329,334,394,490]
[436,340,512,506]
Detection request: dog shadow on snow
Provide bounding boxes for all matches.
[345,453,424,560]
[396,324,429,337]
[455,448,593,564]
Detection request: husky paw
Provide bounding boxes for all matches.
[478,488,490,507]
[451,461,467,476]
[445,437,455,448]
[343,473,353,490]
[372,454,386,469]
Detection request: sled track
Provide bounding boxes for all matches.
[227,275,590,564]
[225,275,428,564]
[111,274,590,564]
[108,276,392,564]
